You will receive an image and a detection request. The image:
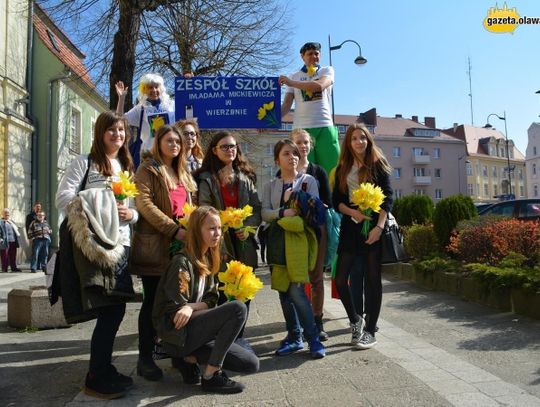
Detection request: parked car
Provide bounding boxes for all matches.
[478,199,540,221]
[474,202,493,213]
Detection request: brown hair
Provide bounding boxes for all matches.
[335,123,391,194]
[89,111,134,176]
[184,206,221,276]
[273,139,300,162]
[196,131,257,183]
[175,119,204,161]
[150,125,196,192]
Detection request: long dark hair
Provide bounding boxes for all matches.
[335,123,391,194]
[89,111,134,176]
[196,131,256,183]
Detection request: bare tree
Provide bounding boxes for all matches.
[39,0,292,109]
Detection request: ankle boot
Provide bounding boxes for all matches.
[137,357,163,381]
[314,315,329,341]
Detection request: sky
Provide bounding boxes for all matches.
[282,0,540,154]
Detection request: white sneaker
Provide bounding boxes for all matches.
[350,317,365,347]
[356,331,377,350]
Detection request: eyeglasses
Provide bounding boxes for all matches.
[182,131,197,139]
[218,144,237,152]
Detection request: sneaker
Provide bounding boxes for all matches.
[107,365,133,388]
[137,357,163,381]
[30,269,36,273]
[84,371,125,400]
[350,317,365,347]
[275,338,304,356]
[356,331,377,350]
[201,370,245,394]
[235,337,255,353]
[309,337,325,359]
[314,316,329,342]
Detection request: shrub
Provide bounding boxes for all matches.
[433,194,476,247]
[448,219,540,265]
[465,253,540,292]
[413,257,462,274]
[404,224,440,260]
[392,194,434,226]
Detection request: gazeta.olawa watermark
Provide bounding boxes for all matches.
[484,3,540,34]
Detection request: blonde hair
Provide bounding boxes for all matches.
[150,125,197,192]
[290,128,314,146]
[185,206,222,276]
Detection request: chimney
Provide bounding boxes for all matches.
[412,115,418,123]
[453,123,458,132]
[395,114,402,118]
[425,116,436,128]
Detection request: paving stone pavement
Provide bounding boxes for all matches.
[1,265,539,406]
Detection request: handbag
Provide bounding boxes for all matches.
[380,213,408,264]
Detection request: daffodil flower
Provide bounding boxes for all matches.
[110,171,139,201]
[350,182,385,237]
[218,260,263,302]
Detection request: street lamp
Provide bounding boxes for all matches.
[484,112,512,197]
[328,35,367,124]
[458,154,469,194]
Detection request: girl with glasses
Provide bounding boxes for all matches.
[175,119,204,174]
[130,124,197,381]
[194,131,261,345]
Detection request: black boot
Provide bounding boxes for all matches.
[137,357,163,381]
[172,357,201,384]
[84,371,125,400]
[315,315,329,341]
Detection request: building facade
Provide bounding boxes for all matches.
[0,0,35,261]
[525,122,540,198]
[31,4,107,242]
[442,124,527,202]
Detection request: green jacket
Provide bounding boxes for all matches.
[152,252,219,348]
[270,216,318,292]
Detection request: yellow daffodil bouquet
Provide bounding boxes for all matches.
[111,171,139,201]
[170,203,198,257]
[218,260,263,302]
[220,204,257,236]
[350,182,385,237]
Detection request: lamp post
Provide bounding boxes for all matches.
[458,154,468,194]
[328,35,367,124]
[484,112,512,197]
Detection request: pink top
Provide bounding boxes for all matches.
[169,183,188,218]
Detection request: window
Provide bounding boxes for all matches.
[337,125,347,133]
[432,148,440,159]
[413,167,426,176]
[393,168,401,179]
[434,168,441,178]
[489,145,495,156]
[520,185,524,197]
[492,166,497,177]
[240,142,249,153]
[534,146,537,156]
[467,184,474,196]
[518,169,523,180]
[70,108,81,153]
[484,183,489,197]
[394,189,403,199]
[266,143,273,155]
[414,189,425,195]
[534,184,538,197]
[500,148,505,157]
[392,147,401,158]
[533,164,537,176]
[482,166,488,177]
[466,162,473,176]
[435,189,442,199]
[493,185,498,196]
[509,148,514,159]
[281,122,292,131]
[412,147,424,156]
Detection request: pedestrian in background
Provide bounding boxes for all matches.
[0,208,21,273]
[25,201,42,235]
[176,119,204,174]
[27,211,52,273]
[332,123,392,350]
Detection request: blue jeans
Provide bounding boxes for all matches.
[279,283,318,342]
[31,238,50,271]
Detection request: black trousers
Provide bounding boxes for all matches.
[89,303,126,374]
[138,276,161,358]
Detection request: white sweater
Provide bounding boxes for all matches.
[56,154,139,246]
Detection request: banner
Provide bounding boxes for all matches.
[175,76,281,129]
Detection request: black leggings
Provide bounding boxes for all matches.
[335,247,382,334]
[138,276,161,358]
[89,303,126,374]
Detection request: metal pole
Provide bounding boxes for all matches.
[328,34,335,124]
[503,111,512,196]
